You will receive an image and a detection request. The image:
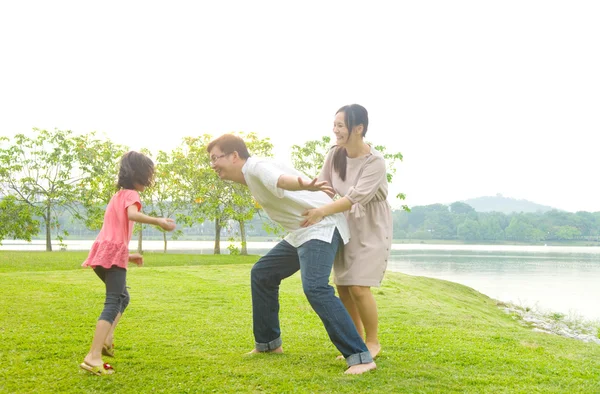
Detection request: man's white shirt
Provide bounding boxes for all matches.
[241,157,350,248]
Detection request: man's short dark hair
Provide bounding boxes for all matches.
[207,134,250,159]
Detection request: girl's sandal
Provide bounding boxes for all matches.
[80,361,115,376]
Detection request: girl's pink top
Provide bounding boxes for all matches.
[82,189,142,270]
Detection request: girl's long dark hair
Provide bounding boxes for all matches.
[333,104,369,181]
[117,151,155,190]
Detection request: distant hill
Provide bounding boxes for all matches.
[461,194,557,214]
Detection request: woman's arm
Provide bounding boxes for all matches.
[300,156,387,227]
[301,197,353,227]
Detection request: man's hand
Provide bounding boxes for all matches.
[301,208,325,227]
[128,253,144,267]
[298,177,335,198]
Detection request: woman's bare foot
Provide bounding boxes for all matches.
[247,346,283,355]
[366,342,381,359]
[338,342,381,361]
[345,362,376,375]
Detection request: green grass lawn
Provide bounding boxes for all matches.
[1,251,599,393]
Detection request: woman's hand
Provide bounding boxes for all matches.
[158,218,176,232]
[301,208,325,227]
[298,177,335,198]
[128,253,144,266]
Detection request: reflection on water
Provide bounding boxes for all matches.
[3,240,600,320]
[387,248,600,320]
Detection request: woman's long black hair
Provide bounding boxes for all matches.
[332,104,369,181]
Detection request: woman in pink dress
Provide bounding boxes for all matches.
[80,151,176,375]
[302,104,393,359]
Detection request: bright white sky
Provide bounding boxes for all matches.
[1,1,598,212]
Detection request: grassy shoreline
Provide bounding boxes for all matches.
[1,251,599,393]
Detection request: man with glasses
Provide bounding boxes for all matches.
[206,133,376,375]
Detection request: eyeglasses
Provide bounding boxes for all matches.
[209,153,230,164]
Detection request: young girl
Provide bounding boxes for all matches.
[80,151,176,375]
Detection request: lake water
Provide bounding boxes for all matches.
[3,240,600,321]
[387,245,600,321]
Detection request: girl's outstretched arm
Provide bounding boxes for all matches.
[127,205,176,231]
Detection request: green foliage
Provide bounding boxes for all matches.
[549,312,566,321]
[226,132,275,254]
[227,237,241,255]
[0,129,126,250]
[257,211,286,239]
[450,201,476,215]
[505,216,546,242]
[290,136,331,179]
[372,144,403,184]
[73,132,129,229]
[395,202,600,243]
[170,134,224,252]
[171,132,275,254]
[135,148,188,253]
[0,195,39,243]
[7,129,600,248]
[554,225,582,240]
[457,218,482,240]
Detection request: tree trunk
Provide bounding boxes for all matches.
[238,219,248,255]
[45,204,52,252]
[163,231,167,253]
[214,220,221,254]
[137,226,143,254]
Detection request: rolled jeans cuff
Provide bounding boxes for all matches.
[255,337,282,352]
[345,351,373,367]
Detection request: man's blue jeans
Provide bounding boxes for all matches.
[250,229,373,367]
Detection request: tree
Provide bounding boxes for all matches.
[0,195,39,243]
[171,134,242,254]
[553,225,581,240]
[225,132,275,255]
[141,149,187,253]
[130,150,160,255]
[174,132,276,255]
[170,135,211,249]
[290,136,331,179]
[372,144,409,212]
[457,218,482,241]
[134,149,185,254]
[478,212,506,241]
[450,201,475,215]
[424,210,456,239]
[72,132,129,229]
[0,129,125,251]
[403,205,428,232]
[574,211,598,236]
[0,140,40,243]
[505,216,545,242]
